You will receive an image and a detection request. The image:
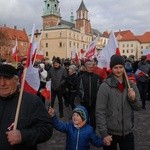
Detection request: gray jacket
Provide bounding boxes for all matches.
[48,66,67,91]
[96,74,142,138]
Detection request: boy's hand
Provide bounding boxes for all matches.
[48,107,55,117]
[103,135,112,146]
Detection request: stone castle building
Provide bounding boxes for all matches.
[38,0,101,59]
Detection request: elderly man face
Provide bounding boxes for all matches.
[85,61,94,73]
[0,76,18,97]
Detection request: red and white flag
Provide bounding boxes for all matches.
[40,80,51,101]
[85,36,99,59]
[71,49,79,64]
[12,39,21,62]
[142,48,150,60]
[98,31,120,69]
[23,25,40,94]
[35,50,44,60]
[135,69,146,77]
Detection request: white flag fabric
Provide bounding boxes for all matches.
[23,25,40,94]
[142,49,150,55]
[98,31,120,69]
[85,36,99,59]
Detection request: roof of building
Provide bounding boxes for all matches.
[0,25,29,42]
[115,30,137,41]
[136,32,150,43]
[77,0,88,12]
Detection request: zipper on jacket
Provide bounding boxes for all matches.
[75,129,80,150]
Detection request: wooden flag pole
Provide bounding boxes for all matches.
[13,24,35,130]
[124,69,131,89]
[13,67,27,130]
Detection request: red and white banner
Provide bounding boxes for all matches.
[40,80,51,101]
[85,36,99,59]
[71,49,79,63]
[142,48,150,60]
[98,31,120,69]
[12,39,21,62]
[135,69,146,77]
[23,25,40,94]
[35,50,44,60]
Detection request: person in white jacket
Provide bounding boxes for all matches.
[37,63,48,104]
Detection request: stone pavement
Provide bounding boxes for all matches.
[38,100,150,150]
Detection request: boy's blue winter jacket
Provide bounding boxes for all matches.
[51,115,103,150]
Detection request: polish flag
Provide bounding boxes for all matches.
[85,36,99,59]
[97,31,120,69]
[35,50,44,60]
[40,81,51,101]
[12,39,21,62]
[80,49,85,54]
[23,25,40,94]
[135,69,147,77]
[142,48,150,60]
[71,49,79,64]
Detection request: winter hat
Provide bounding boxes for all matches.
[39,63,45,69]
[110,55,125,69]
[0,64,17,77]
[53,57,61,64]
[125,62,133,72]
[73,106,88,122]
[69,65,77,72]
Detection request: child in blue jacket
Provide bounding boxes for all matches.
[48,105,112,150]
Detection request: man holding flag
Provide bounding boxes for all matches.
[96,55,141,150]
[0,64,53,150]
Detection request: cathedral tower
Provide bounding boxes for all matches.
[42,0,61,30]
[75,0,92,34]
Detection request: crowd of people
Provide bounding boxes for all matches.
[0,54,150,150]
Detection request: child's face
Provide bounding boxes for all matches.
[72,112,83,126]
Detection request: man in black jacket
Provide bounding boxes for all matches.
[0,64,53,150]
[77,60,102,130]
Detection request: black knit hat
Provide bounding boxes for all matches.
[110,55,125,69]
[0,64,17,77]
[53,57,61,64]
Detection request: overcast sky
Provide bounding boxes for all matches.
[0,0,150,35]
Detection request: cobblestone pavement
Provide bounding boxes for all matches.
[38,100,150,150]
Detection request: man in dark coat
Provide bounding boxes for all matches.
[77,60,102,130]
[0,64,53,150]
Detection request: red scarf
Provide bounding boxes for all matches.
[117,82,124,92]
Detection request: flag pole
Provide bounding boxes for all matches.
[124,69,131,88]
[13,67,27,130]
[13,24,35,130]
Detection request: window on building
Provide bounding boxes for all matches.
[131,49,133,53]
[127,49,129,53]
[59,42,62,47]
[77,43,79,48]
[69,41,71,47]
[46,52,48,56]
[127,44,129,47]
[141,46,143,49]
[131,44,133,47]
[45,33,48,38]
[46,43,48,47]
[59,32,62,37]
[47,4,49,8]
[123,50,125,53]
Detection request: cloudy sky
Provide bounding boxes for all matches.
[0,0,150,35]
